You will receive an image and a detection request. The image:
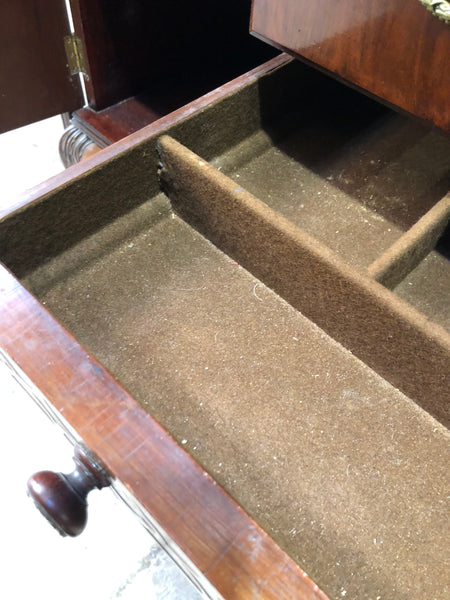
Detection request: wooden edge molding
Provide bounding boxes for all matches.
[157,135,450,427]
[0,265,327,600]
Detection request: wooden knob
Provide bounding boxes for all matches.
[27,445,111,537]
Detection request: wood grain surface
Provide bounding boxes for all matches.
[251,0,450,132]
[0,0,83,133]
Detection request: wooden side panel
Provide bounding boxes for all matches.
[0,0,83,133]
[250,0,450,132]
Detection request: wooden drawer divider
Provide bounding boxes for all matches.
[157,135,450,427]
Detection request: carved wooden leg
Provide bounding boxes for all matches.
[59,124,101,167]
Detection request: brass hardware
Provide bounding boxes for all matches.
[418,0,450,23]
[64,34,88,77]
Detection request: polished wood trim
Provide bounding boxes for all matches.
[250,0,450,132]
[0,263,328,599]
[71,103,149,146]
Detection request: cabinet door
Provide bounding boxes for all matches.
[69,0,275,111]
[250,0,450,132]
[0,0,84,133]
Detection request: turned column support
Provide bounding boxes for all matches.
[59,124,101,167]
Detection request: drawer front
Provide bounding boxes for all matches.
[250,0,450,132]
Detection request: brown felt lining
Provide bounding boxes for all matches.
[3,59,449,280]
[1,59,449,600]
[25,207,449,600]
[157,135,450,428]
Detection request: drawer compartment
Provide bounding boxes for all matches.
[1,57,449,600]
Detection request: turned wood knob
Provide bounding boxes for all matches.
[27,445,111,537]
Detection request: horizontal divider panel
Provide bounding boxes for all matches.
[157,135,450,427]
[367,193,450,289]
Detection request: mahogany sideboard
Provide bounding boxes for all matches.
[67,0,450,155]
[3,1,447,160]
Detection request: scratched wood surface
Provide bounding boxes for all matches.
[250,0,450,132]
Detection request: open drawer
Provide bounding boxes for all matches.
[1,55,449,600]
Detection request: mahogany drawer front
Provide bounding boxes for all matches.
[1,56,449,600]
[250,0,450,132]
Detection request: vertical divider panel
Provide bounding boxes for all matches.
[367,194,450,288]
[158,135,450,427]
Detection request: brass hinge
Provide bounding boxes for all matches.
[64,34,88,77]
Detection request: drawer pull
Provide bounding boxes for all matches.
[27,445,111,537]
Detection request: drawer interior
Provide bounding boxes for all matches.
[1,59,449,600]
